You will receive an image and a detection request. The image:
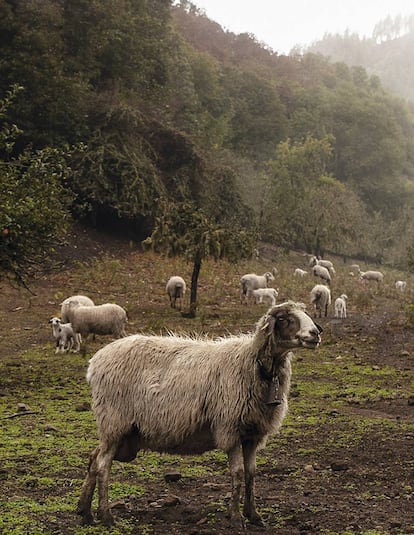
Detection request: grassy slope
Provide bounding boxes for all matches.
[0,241,413,534]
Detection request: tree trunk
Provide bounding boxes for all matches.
[188,253,202,318]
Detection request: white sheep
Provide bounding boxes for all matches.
[166,276,186,310]
[334,294,348,319]
[252,287,279,306]
[61,295,95,323]
[312,264,331,286]
[240,271,275,304]
[359,269,384,285]
[294,268,308,277]
[77,301,323,528]
[395,280,407,292]
[66,302,128,348]
[310,284,331,318]
[309,256,335,274]
[49,317,75,353]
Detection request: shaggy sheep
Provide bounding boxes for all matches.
[310,284,331,318]
[166,276,186,310]
[240,272,275,304]
[359,269,384,285]
[334,294,348,319]
[312,264,331,285]
[395,280,407,292]
[66,302,128,348]
[294,268,308,277]
[252,287,279,306]
[49,317,75,353]
[77,301,323,528]
[61,295,95,323]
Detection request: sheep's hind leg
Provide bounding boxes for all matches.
[96,441,118,526]
[227,446,245,529]
[76,447,99,525]
[242,439,265,527]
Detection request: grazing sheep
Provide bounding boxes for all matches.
[66,302,128,348]
[334,294,348,319]
[395,280,407,292]
[240,272,275,304]
[166,276,186,310]
[310,284,331,318]
[61,295,95,323]
[294,268,308,277]
[312,264,331,286]
[359,269,384,285]
[252,287,279,306]
[49,317,75,353]
[309,256,335,274]
[77,301,323,528]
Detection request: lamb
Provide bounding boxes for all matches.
[334,294,348,319]
[310,284,331,318]
[61,295,95,323]
[252,287,279,306]
[240,271,275,304]
[166,276,186,310]
[395,280,407,292]
[66,302,128,348]
[312,264,331,285]
[359,269,384,285]
[77,301,323,528]
[294,268,308,277]
[48,317,75,353]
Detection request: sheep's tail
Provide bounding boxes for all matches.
[311,290,321,304]
[174,283,184,298]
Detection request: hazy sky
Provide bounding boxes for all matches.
[193,0,414,54]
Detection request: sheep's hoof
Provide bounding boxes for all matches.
[228,511,246,532]
[243,509,266,528]
[97,509,115,526]
[76,508,95,526]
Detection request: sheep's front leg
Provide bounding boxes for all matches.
[242,439,264,526]
[77,447,99,525]
[227,446,245,528]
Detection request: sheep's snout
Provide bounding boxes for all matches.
[295,313,322,348]
[298,330,321,349]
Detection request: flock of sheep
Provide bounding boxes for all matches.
[46,255,407,528]
[238,255,407,323]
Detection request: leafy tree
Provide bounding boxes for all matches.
[222,68,288,159]
[0,86,74,283]
[262,135,368,255]
[144,201,255,316]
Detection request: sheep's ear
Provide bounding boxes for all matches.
[265,315,276,337]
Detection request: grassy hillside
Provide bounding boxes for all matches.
[0,227,413,534]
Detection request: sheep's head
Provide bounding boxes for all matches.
[49,317,61,326]
[261,301,322,352]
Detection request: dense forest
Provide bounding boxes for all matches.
[307,14,414,102]
[2,0,414,282]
